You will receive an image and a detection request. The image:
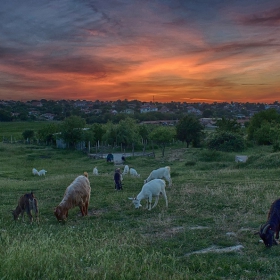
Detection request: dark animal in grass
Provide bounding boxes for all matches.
[12,192,39,224]
[258,198,280,247]
[54,172,91,222]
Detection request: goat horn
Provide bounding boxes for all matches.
[262,224,271,234]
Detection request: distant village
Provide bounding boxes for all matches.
[0,99,279,128]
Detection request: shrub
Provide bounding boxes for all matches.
[198,149,224,162]
[207,131,245,152]
[185,161,196,166]
[273,142,280,152]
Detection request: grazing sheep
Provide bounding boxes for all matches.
[54,172,91,222]
[38,169,47,176]
[128,179,168,210]
[32,168,39,176]
[144,166,172,187]
[12,192,39,224]
[130,168,140,177]
[123,165,129,175]
[93,167,98,175]
[258,198,280,247]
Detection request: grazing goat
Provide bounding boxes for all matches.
[144,166,172,187]
[123,165,129,175]
[38,169,47,176]
[93,167,98,175]
[12,192,39,224]
[128,179,168,210]
[258,198,280,247]
[54,172,91,222]
[32,168,39,176]
[130,168,140,177]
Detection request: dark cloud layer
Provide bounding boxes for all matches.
[0,0,279,102]
[240,7,280,26]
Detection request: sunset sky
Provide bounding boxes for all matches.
[1,0,280,103]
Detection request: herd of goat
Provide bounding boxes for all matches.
[13,164,280,247]
[12,165,172,221]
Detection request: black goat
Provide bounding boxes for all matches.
[12,192,39,224]
[258,198,280,247]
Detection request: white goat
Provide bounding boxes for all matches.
[32,168,39,176]
[128,179,168,210]
[130,168,140,177]
[38,169,47,176]
[93,167,98,175]
[123,165,129,175]
[144,166,172,187]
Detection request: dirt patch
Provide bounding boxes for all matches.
[166,148,187,161]
[184,245,244,256]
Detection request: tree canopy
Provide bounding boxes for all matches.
[149,126,175,156]
[247,109,280,145]
[60,116,86,148]
[176,115,203,147]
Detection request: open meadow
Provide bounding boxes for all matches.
[1,125,280,279]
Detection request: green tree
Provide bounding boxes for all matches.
[22,130,35,143]
[216,117,241,134]
[91,123,106,144]
[207,131,245,152]
[102,121,118,146]
[139,124,151,152]
[149,126,175,156]
[176,115,203,148]
[116,117,140,150]
[0,110,12,121]
[37,123,59,145]
[247,109,280,145]
[254,121,280,145]
[60,116,86,148]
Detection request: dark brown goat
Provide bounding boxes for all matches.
[12,192,39,224]
[258,198,280,247]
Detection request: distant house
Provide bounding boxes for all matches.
[55,129,89,150]
[265,104,279,110]
[74,101,87,108]
[31,101,42,107]
[159,106,169,113]
[199,118,220,129]
[28,110,40,116]
[92,109,102,114]
[140,120,178,126]
[187,106,202,115]
[121,109,134,114]
[140,104,158,113]
[41,113,55,120]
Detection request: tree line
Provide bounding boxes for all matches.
[21,109,280,155]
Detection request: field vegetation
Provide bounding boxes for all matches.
[0,146,279,279]
[1,121,280,279]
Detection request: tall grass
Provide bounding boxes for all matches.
[1,140,280,279]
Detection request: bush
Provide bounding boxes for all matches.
[185,161,196,166]
[273,142,280,152]
[207,131,245,152]
[198,150,224,162]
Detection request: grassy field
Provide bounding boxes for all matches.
[1,124,280,279]
[0,121,53,140]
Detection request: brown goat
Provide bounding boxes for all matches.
[54,172,91,222]
[12,192,39,224]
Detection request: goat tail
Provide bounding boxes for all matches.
[84,172,89,178]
